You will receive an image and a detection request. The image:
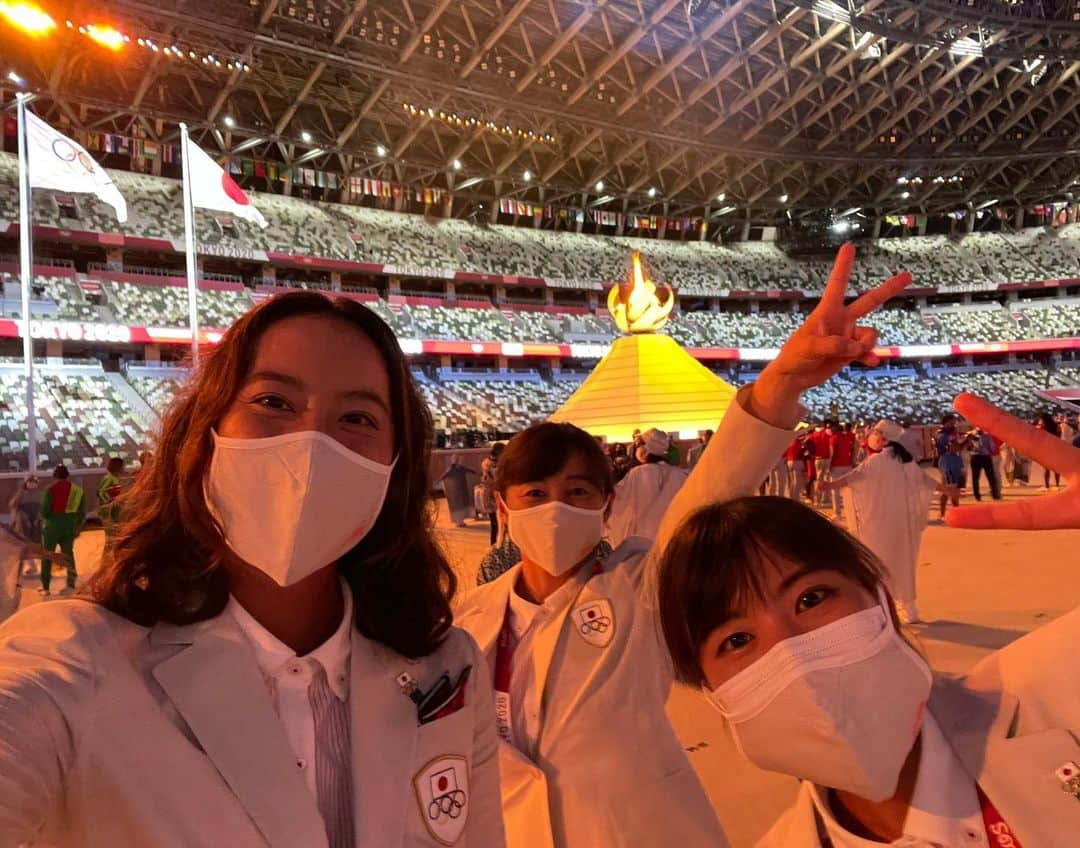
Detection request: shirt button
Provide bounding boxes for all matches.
[296,758,307,770]
[337,674,347,684]
[288,663,302,675]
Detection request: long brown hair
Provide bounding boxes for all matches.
[90,291,457,658]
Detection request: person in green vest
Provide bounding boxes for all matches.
[38,464,85,597]
[97,457,130,548]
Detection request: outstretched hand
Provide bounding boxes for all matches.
[946,394,1080,530]
[750,243,912,426]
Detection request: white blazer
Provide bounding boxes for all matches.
[757,605,1080,848]
[0,598,505,848]
[455,389,797,848]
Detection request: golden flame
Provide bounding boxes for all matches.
[607,252,675,334]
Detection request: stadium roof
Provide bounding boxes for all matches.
[7,0,1080,226]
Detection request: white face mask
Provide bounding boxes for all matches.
[206,430,395,586]
[504,499,606,577]
[705,591,932,802]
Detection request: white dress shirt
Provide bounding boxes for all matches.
[810,712,989,848]
[227,580,353,802]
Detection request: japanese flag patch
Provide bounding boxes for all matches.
[414,755,469,845]
[572,598,615,648]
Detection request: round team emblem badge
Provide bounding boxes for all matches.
[413,755,469,845]
[572,598,615,648]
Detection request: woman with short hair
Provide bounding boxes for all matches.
[656,394,1080,847]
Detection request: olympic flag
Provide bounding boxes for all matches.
[24,110,128,222]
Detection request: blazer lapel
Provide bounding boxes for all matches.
[150,616,329,848]
[931,679,1080,848]
[529,565,595,745]
[350,630,418,848]
[456,566,519,659]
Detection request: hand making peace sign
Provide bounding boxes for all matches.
[748,242,913,427]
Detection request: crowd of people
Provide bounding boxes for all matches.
[0,244,1078,848]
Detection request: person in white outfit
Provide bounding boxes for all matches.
[0,292,504,848]
[454,242,913,848]
[823,419,937,623]
[656,393,1080,848]
[605,428,688,547]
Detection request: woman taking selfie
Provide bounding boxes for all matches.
[657,394,1080,848]
[0,292,504,848]
[454,244,912,848]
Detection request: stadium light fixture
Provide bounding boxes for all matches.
[86,23,123,50]
[716,192,726,202]
[595,180,604,192]
[647,187,656,198]
[301,131,313,143]
[832,220,850,233]
[900,191,911,199]
[523,170,532,182]
[223,115,235,128]
[779,193,789,203]
[452,158,462,171]
[375,143,387,157]
[0,1,54,36]
[7,69,22,85]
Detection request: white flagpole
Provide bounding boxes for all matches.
[179,123,200,365]
[15,94,37,474]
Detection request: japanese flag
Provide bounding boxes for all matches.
[182,135,268,229]
[25,111,128,222]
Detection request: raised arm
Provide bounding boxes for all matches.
[653,242,912,555]
[946,393,1080,530]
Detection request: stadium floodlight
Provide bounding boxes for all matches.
[523,170,532,182]
[647,187,656,198]
[0,1,55,36]
[976,198,1000,210]
[86,24,124,50]
[716,192,726,202]
[300,130,313,143]
[223,116,235,128]
[375,143,387,157]
[778,193,789,203]
[901,191,911,199]
[452,158,462,171]
[6,70,22,84]
[832,220,850,233]
[595,180,604,192]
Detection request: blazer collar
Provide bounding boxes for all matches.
[150,613,329,848]
[930,677,1080,848]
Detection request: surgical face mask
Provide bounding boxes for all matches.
[504,498,606,577]
[206,430,395,586]
[704,591,931,802]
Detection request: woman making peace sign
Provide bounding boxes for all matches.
[454,244,912,848]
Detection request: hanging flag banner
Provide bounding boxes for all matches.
[182,134,268,229]
[25,111,128,222]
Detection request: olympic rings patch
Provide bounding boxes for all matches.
[414,755,469,844]
[572,598,615,648]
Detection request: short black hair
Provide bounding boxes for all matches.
[497,422,614,498]
[53,464,69,480]
[657,496,883,688]
[107,457,124,473]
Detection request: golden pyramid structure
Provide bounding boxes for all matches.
[549,253,738,442]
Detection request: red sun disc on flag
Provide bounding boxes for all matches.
[221,173,250,206]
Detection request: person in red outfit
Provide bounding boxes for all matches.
[827,422,857,520]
